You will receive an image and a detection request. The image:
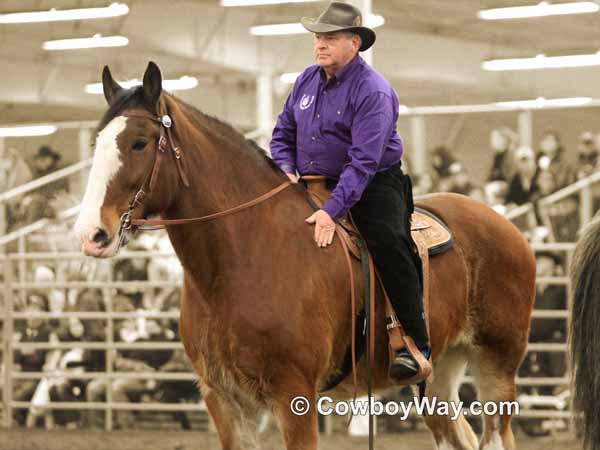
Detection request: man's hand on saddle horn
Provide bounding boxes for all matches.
[306,209,336,247]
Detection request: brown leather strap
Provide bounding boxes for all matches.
[131,181,293,227]
[367,251,376,386]
[306,191,360,400]
[164,121,190,188]
[148,142,166,193]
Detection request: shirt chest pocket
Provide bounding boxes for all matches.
[321,106,352,138]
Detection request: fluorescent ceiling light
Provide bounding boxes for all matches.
[251,14,385,35]
[252,23,306,35]
[397,97,597,115]
[280,72,301,84]
[482,52,600,71]
[496,97,592,108]
[478,1,599,20]
[85,76,199,94]
[0,3,129,24]
[43,34,129,50]
[222,0,318,6]
[0,125,57,137]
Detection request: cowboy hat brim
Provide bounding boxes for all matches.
[301,17,376,52]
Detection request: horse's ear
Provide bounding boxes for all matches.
[102,66,122,105]
[142,61,162,107]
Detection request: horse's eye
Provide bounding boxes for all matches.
[132,140,148,152]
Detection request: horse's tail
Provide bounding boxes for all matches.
[570,214,600,450]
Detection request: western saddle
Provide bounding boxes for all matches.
[300,175,453,388]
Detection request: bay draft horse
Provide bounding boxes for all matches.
[74,62,535,450]
[570,214,600,450]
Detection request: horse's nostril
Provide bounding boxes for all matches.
[92,228,109,244]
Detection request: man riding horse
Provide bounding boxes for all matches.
[270,1,431,383]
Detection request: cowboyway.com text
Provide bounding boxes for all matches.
[289,395,519,420]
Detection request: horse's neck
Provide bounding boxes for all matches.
[162,106,287,293]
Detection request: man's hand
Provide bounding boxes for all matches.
[306,209,336,247]
[285,172,298,183]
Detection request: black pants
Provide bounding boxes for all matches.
[348,164,429,349]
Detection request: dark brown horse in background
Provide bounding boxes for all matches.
[570,215,600,450]
[74,62,535,450]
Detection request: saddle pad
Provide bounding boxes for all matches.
[411,207,453,256]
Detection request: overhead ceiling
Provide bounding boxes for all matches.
[1,0,600,128]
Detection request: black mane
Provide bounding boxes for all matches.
[97,87,285,177]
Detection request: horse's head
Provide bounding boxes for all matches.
[74,62,181,258]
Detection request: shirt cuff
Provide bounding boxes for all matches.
[322,197,346,221]
[279,163,296,175]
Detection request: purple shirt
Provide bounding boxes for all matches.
[270,54,403,220]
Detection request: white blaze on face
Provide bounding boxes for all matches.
[74,116,128,241]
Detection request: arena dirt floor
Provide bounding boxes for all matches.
[0,429,582,450]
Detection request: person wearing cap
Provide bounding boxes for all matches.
[506,146,539,206]
[32,145,62,179]
[577,131,599,179]
[270,1,430,382]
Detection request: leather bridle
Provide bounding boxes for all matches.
[113,101,293,251]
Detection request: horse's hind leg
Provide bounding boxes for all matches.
[469,348,519,450]
[423,346,479,450]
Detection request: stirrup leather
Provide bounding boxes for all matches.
[386,314,432,386]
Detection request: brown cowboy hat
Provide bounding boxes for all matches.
[301,2,376,52]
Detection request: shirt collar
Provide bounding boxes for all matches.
[319,53,364,85]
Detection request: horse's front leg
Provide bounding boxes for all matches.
[271,379,318,450]
[200,382,244,450]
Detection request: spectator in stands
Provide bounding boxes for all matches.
[531,252,566,343]
[13,146,69,226]
[536,131,575,191]
[483,181,508,212]
[488,127,518,182]
[533,169,579,242]
[0,147,33,232]
[446,164,479,198]
[576,131,599,180]
[13,295,52,426]
[113,249,149,310]
[155,349,198,430]
[430,145,457,190]
[506,147,539,206]
[31,146,63,180]
[520,252,567,389]
[412,172,435,196]
[50,288,106,427]
[86,302,173,429]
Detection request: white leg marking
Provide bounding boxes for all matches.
[481,429,504,450]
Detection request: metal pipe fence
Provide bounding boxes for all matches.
[0,245,576,431]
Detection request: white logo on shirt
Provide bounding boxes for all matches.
[299,94,315,110]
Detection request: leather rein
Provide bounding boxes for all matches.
[114,102,292,251]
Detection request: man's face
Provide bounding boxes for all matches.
[34,155,54,171]
[314,31,359,72]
